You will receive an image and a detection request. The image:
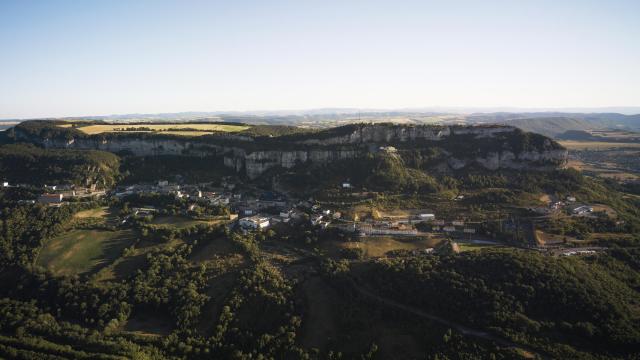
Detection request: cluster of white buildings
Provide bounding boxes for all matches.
[114,181,234,206]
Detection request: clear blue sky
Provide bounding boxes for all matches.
[1,0,639,118]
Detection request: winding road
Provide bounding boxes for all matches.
[352,283,550,359]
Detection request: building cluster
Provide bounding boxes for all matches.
[237,199,343,231]
[39,185,105,205]
[428,219,477,234]
[529,195,596,216]
[1,180,106,205]
[331,212,479,237]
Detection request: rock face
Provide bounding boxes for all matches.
[15,123,568,178]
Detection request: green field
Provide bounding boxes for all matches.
[37,229,136,276]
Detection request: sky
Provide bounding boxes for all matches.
[0,0,639,119]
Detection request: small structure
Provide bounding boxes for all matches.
[566,196,577,202]
[571,205,593,215]
[38,193,63,204]
[418,213,435,221]
[158,180,169,187]
[342,182,352,189]
[452,220,465,226]
[239,216,269,230]
[2,181,9,187]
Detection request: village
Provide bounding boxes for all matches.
[1,174,612,259]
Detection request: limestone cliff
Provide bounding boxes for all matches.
[14,122,568,179]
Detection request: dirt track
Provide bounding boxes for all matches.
[352,283,550,359]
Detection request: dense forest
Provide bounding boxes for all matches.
[0,144,120,187]
[0,184,638,359]
[355,249,640,359]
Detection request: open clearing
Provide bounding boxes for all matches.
[457,242,501,252]
[37,229,136,276]
[326,236,441,258]
[74,207,110,219]
[151,215,223,229]
[72,123,249,135]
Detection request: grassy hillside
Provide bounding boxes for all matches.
[37,228,136,276]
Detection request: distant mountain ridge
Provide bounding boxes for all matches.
[4,110,640,138]
[466,112,640,137]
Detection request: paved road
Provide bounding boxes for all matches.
[352,283,550,359]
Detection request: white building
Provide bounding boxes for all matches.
[239,216,270,230]
[418,213,435,221]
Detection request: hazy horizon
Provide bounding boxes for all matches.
[4,105,640,121]
[1,0,639,118]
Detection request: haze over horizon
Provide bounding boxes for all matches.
[1,0,639,119]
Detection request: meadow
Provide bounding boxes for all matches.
[36,228,136,276]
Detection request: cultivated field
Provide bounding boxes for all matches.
[559,140,640,150]
[70,123,250,135]
[37,229,136,276]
